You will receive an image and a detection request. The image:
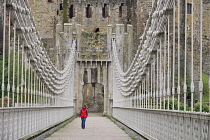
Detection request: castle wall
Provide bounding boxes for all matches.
[67,0,127,33]
[0,1,4,55]
[79,32,108,60]
[66,0,153,59]
[27,0,59,64]
[108,24,134,71]
[1,0,207,112]
[27,0,58,38]
[26,0,153,65]
[202,0,210,75]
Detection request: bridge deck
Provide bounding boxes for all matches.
[45,113,132,140]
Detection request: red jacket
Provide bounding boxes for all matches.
[80,107,88,118]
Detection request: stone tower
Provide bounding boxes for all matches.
[24,0,154,115]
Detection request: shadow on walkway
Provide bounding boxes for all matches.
[45,113,132,140]
[88,113,103,117]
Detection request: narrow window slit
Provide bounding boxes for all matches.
[119,3,124,17]
[60,4,63,10]
[187,3,192,14]
[86,4,92,18]
[69,5,74,18]
[102,3,109,18]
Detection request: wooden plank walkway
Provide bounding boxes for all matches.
[45,113,132,140]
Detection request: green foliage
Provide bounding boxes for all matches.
[160,98,209,112]
[202,73,209,94]
[0,49,24,98]
[203,93,209,102]
[194,102,209,112]
[174,73,210,102]
[161,98,191,111]
[202,73,209,102]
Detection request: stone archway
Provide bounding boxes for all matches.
[82,83,104,112]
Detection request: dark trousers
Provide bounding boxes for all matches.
[81,117,86,129]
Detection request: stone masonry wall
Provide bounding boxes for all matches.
[80,32,108,60]
[192,0,210,80]
[202,0,210,75]
[107,24,133,71]
[26,0,153,66]
[27,0,58,38]
[185,0,210,83]
[0,0,3,55]
[134,0,153,52]
[67,0,127,33]
[66,0,152,60]
[192,0,210,98]
[27,0,59,64]
[171,0,209,100]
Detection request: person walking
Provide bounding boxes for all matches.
[79,104,88,129]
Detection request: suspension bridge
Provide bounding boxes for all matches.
[0,0,210,139]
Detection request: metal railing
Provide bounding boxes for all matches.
[113,107,210,140]
[112,0,210,139]
[0,0,76,139]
